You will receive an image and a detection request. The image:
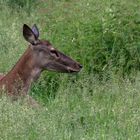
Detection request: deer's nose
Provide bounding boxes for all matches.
[79,64,83,69]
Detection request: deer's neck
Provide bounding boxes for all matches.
[2,47,42,95]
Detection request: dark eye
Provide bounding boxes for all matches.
[37,47,47,53]
[38,49,45,52]
[50,50,59,58]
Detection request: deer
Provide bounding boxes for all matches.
[0,24,82,105]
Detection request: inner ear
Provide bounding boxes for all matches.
[32,24,39,38]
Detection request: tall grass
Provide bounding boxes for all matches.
[0,0,38,14]
[0,0,140,139]
[1,0,140,76]
[0,75,140,139]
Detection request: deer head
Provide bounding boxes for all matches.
[23,24,82,73]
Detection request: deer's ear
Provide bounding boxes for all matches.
[32,24,39,38]
[23,24,37,45]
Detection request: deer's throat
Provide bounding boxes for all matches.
[16,48,42,86]
[1,48,42,95]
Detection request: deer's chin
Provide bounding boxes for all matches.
[44,63,69,73]
[44,63,81,73]
[46,68,80,73]
[46,68,68,73]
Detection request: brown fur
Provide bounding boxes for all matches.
[0,47,41,96]
[0,74,4,80]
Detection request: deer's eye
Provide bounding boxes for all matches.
[39,49,44,52]
[38,48,46,53]
[50,50,59,58]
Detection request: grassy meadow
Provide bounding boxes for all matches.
[0,0,140,139]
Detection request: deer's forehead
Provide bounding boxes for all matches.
[38,40,55,49]
[39,40,51,46]
[39,45,55,51]
[39,40,53,49]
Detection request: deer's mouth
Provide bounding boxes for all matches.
[67,67,81,73]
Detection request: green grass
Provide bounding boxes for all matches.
[0,0,140,139]
[0,75,140,139]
